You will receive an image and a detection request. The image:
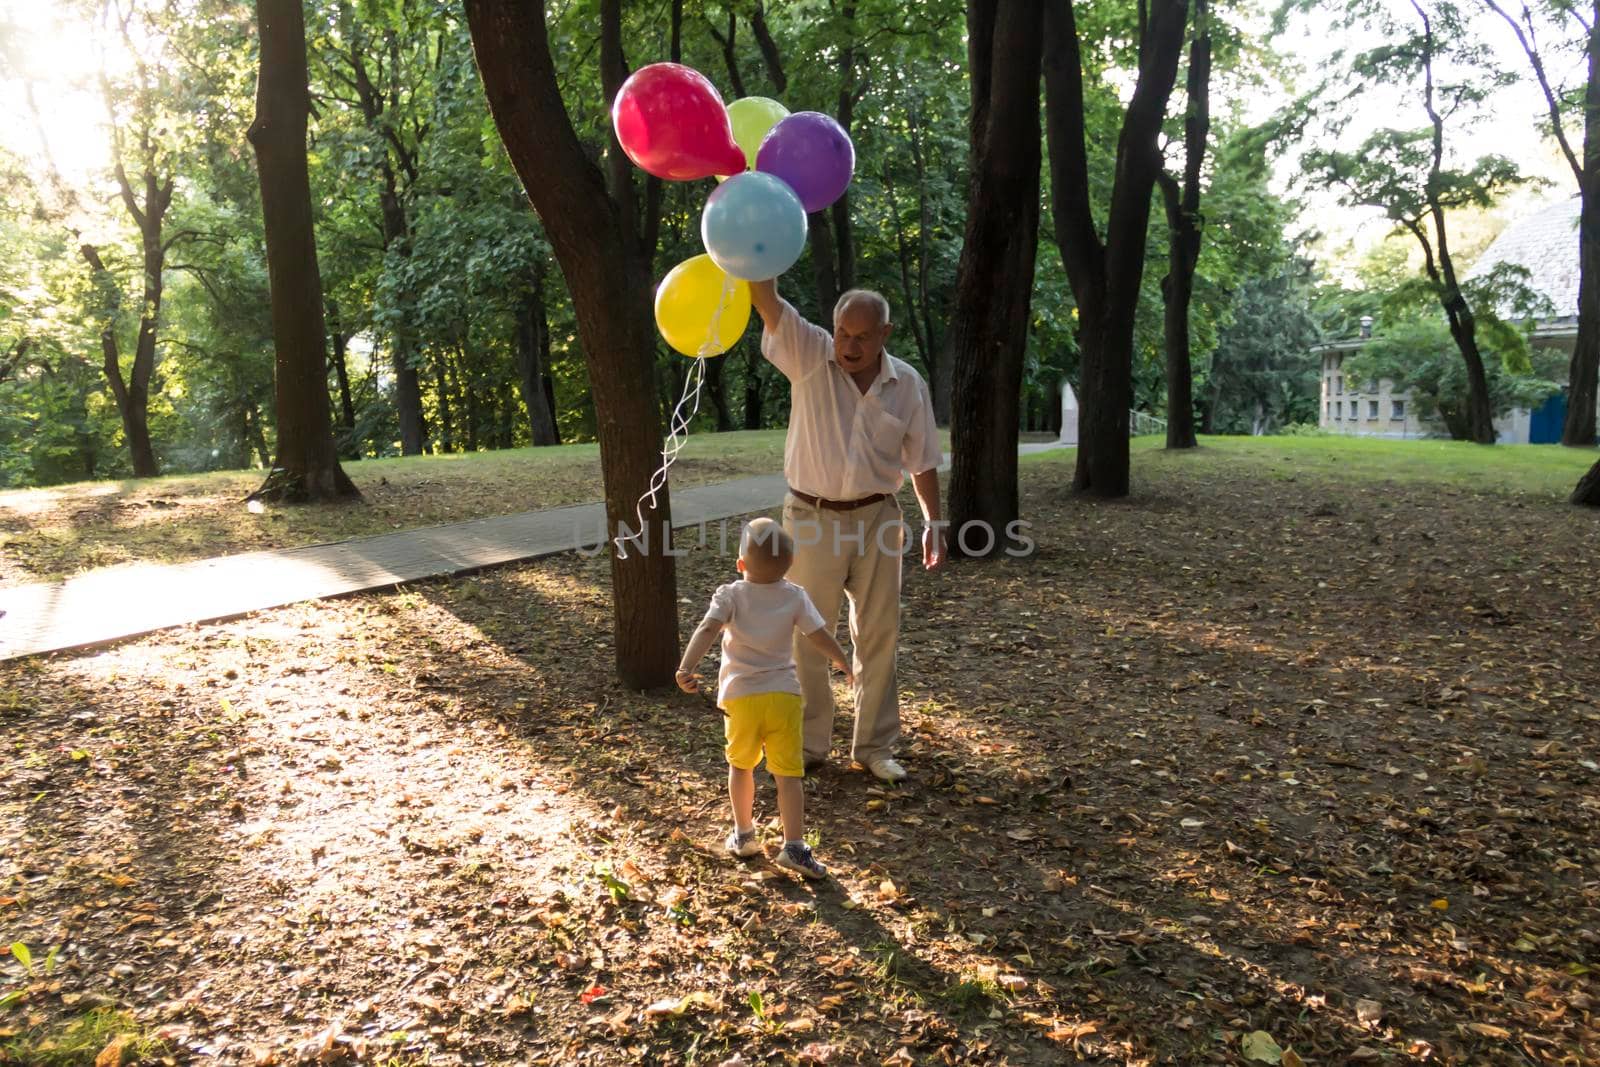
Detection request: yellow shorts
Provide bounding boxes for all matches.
[722,692,804,778]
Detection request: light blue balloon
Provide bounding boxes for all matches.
[700,171,808,281]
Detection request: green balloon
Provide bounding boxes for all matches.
[726,96,790,172]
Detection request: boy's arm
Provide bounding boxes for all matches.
[676,617,724,693]
[802,626,853,687]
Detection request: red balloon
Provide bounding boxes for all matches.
[612,63,747,181]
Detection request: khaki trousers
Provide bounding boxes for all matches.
[781,492,906,766]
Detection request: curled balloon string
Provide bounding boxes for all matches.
[615,274,738,559]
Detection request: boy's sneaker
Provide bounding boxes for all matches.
[725,828,762,859]
[775,842,827,880]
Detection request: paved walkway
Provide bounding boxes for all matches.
[0,442,1069,662]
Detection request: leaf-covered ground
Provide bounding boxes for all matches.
[3,446,1599,1066]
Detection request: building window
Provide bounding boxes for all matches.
[1369,400,1379,419]
[1392,399,1406,419]
[1325,401,1331,419]
[1336,401,1343,418]
[1336,376,1343,395]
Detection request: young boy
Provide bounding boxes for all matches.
[676,517,852,880]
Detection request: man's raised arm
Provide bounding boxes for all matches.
[750,278,787,335]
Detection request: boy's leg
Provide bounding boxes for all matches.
[723,696,764,852]
[774,774,805,844]
[763,692,807,845]
[729,765,756,833]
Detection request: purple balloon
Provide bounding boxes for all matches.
[755,111,855,214]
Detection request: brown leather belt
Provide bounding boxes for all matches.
[787,488,891,511]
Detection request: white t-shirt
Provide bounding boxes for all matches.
[761,304,945,501]
[703,578,828,705]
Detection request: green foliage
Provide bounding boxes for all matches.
[1207,266,1322,435]
[0,0,1317,485]
[0,1008,168,1066]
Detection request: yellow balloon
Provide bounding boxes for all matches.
[716,96,789,182]
[655,254,752,357]
[727,96,790,170]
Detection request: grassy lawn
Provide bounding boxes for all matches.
[1145,435,1600,499]
[3,430,1595,588]
[0,430,788,586]
[2,438,1597,1064]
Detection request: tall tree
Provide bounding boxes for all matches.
[247,0,358,502]
[1477,0,1600,503]
[514,258,561,447]
[1045,0,1190,497]
[464,0,677,688]
[1480,0,1599,451]
[327,0,431,455]
[77,2,193,478]
[1155,0,1211,450]
[1300,0,1525,445]
[944,0,1043,554]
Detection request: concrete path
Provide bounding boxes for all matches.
[0,442,1070,662]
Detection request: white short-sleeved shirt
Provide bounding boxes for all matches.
[703,578,828,705]
[761,304,945,501]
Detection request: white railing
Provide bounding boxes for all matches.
[1130,410,1168,437]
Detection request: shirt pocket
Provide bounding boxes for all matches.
[869,411,909,465]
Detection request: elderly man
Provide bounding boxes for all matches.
[749,279,946,782]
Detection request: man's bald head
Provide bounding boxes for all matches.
[833,289,891,328]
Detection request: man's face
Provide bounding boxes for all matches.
[833,300,892,376]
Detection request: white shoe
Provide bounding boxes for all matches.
[725,828,762,858]
[867,757,907,782]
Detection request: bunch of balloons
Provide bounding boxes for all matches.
[612,62,855,358]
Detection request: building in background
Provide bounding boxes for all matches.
[1313,197,1593,443]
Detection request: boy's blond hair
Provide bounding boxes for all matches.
[740,517,794,572]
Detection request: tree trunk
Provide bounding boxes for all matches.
[1410,12,1495,445]
[343,11,427,457]
[381,180,427,455]
[884,156,930,373]
[515,266,561,446]
[903,99,948,422]
[1574,455,1600,504]
[434,354,453,453]
[704,350,734,432]
[945,0,1044,557]
[126,235,163,479]
[831,3,860,293]
[1158,0,1208,451]
[1045,0,1189,498]
[1569,182,1600,445]
[743,344,764,429]
[326,300,359,458]
[466,0,677,689]
[807,211,839,321]
[245,401,271,468]
[246,0,358,503]
[1567,6,1600,448]
[460,342,480,453]
[1442,290,1496,443]
[1158,173,1199,449]
[82,231,164,478]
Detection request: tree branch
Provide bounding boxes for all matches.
[750,0,787,92]
[1480,0,1582,184]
